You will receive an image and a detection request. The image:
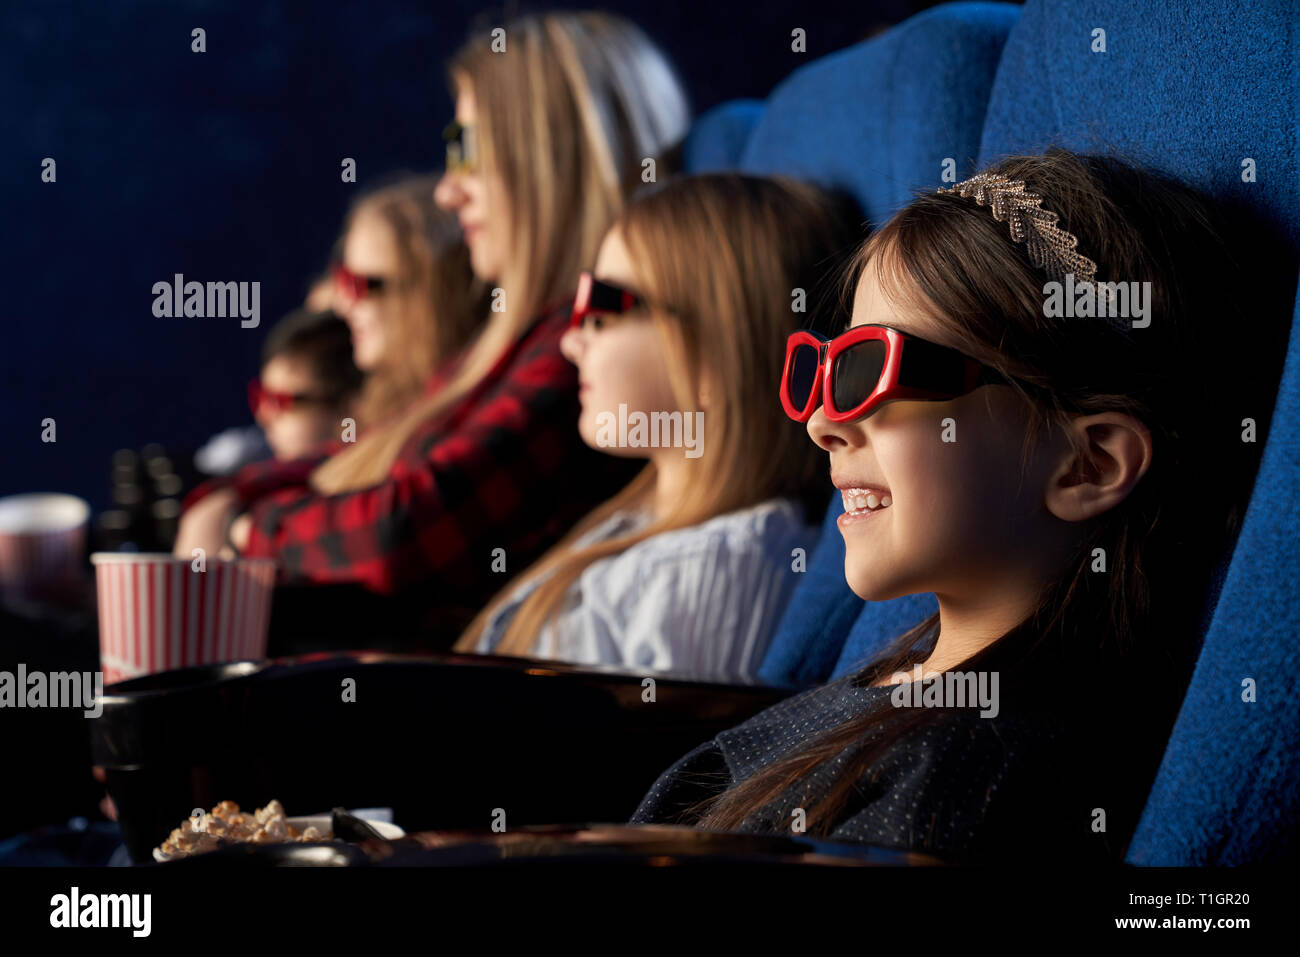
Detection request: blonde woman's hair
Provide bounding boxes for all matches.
[338,174,487,428]
[310,12,690,494]
[455,173,861,658]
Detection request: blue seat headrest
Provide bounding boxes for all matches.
[683,99,763,173]
[740,2,1020,226]
[978,0,1299,253]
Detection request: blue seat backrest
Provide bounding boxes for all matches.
[1128,281,1300,864]
[683,99,764,173]
[976,0,1300,864]
[739,2,1021,227]
[748,2,1021,687]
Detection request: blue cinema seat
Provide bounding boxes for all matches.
[695,0,1299,864]
[972,0,1300,865]
[736,2,1021,229]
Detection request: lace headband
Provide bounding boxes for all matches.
[938,172,1134,335]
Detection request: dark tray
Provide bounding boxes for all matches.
[90,651,795,863]
[150,823,943,868]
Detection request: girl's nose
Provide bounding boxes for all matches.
[336,293,361,321]
[806,405,856,451]
[559,325,584,364]
[434,170,467,211]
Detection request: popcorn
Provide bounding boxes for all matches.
[153,800,329,862]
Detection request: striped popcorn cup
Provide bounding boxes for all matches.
[91,554,277,685]
[0,493,90,604]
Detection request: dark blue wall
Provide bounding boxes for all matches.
[2,0,913,511]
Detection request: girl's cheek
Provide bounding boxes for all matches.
[582,340,609,389]
[594,338,636,389]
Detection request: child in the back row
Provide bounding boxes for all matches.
[194,307,363,474]
[249,308,364,461]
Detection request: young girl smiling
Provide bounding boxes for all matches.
[454,173,861,682]
[631,150,1288,860]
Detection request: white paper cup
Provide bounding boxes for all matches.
[0,493,90,603]
[91,553,277,685]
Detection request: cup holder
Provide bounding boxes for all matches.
[100,659,268,699]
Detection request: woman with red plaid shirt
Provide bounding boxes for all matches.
[173,12,691,644]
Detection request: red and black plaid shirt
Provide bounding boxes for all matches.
[183,301,638,610]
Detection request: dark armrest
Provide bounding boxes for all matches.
[90,651,797,863]
[162,823,946,868]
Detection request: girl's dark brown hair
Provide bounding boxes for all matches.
[681,149,1291,848]
[260,307,364,405]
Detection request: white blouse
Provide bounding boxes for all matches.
[473,498,817,683]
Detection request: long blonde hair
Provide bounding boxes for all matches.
[455,173,861,657]
[340,174,487,427]
[310,12,690,493]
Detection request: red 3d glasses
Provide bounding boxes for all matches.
[570,270,646,328]
[780,324,1010,422]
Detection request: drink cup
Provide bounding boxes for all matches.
[91,553,276,685]
[0,493,90,605]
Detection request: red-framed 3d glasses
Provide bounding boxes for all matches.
[570,270,645,329]
[780,324,1009,423]
[331,261,387,302]
[248,378,330,417]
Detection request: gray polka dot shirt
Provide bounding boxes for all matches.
[630,669,1126,862]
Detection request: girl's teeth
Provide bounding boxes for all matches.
[841,488,892,514]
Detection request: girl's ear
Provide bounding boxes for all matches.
[1045,412,1153,523]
